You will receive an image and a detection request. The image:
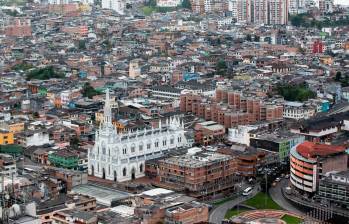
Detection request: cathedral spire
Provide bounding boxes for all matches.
[103,88,112,124]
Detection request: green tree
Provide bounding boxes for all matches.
[216,60,228,76]
[82,82,101,99]
[277,83,316,102]
[70,136,80,149]
[78,40,86,50]
[181,0,191,9]
[335,71,342,81]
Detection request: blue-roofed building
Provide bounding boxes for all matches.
[183,72,200,82]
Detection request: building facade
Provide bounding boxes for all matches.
[290,142,347,194]
[101,0,124,14]
[88,90,188,182]
[318,171,349,208]
[158,152,237,197]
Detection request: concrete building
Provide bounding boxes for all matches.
[158,151,238,197]
[194,121,225,145]
[232,0,288,24]
[290,141,347,194]
[165,202,209,224]
[283,101,315,120]
[250,130,305,161]
[128,60,141,79]
[268,0,289,25]
[318,171,349,208]
[101,0,124,14]
[0,154,16,177]
[180,90,283,129]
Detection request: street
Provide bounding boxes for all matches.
[269,179,304,215]
[209,186,259,224]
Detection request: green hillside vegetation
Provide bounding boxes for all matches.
[277,83,316,102]
[26,66,65,80]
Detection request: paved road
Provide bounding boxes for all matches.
[209,186,259,224]
[269,179,304,215]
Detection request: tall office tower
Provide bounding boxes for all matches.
[268,0,289,25]
[228,0,238,18]
[289,0,303,14]
[252,0,268,24]
[236,0,251,22]
[47,0,94,4]
[101,0,124,14]
[318,0,334,13]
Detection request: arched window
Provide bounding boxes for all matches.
[123,146,127,154]
[170,135,175,145]
[140,164,143,172]
[163,139,167,146]
[131,144,136,153]
[155,139,159,148]
[139,142,144,151]
[123,167,127,176]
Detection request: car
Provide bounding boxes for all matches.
[242,187,253,196]
[275,177,281,182]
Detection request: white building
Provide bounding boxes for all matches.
[0,154,16,177]
[88,90,189,182]
[156,0,181,7]
[228,123,270,145]
[20,130,50,147]
[101,0,125,14]
[283,102,315,120]
[47,0,94,4]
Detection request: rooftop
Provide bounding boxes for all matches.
[296,141,346,159]
[72,184,131,206]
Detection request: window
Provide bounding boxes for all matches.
[170,137,174,144]
[155,142,159,147]
[178,137,182,143]
[131,144,135,153]
[139,143,143,151]
[163,140,166,146]
[123,147,127,154]
[147,143,151,149]
[123,168,127,176]
[140,164,143,172]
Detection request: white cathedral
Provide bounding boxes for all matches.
[88,90,188,182]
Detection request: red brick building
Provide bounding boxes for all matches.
[158,152,238,198]
[180,89,283,128]
[5,18,32,37]
[194,121,225,145]
[313,40,324,54]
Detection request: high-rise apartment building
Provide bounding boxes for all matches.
[268,0,289,25]
[252,0,268,24]
[231,0,288,25]
[101,0,124,14]
[236,0,252,22]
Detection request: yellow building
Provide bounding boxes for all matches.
[320,56,333,65]
[0,131,14,145]
[8,122,25,133]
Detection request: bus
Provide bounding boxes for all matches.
[242,187,253,196]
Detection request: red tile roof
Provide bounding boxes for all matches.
[296,141,346,159]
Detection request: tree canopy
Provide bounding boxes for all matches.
[277,83,316,102]
[82,82,101,99]
[26,66,64,81]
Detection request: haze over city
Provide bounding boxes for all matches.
[0,0,348,224]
